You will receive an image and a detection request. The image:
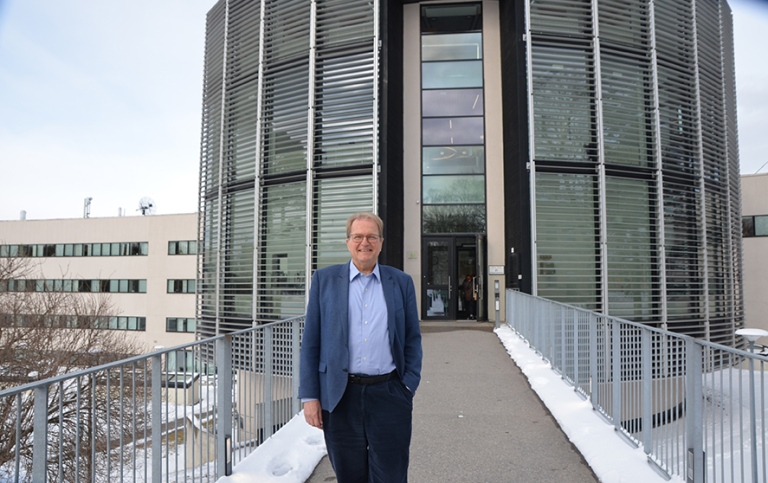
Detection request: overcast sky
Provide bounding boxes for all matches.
[0,0,767,222]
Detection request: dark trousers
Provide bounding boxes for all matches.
[322,377,414,483]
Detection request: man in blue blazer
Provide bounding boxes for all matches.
[299,212,423,483]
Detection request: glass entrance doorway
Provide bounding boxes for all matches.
[422,235,486,320]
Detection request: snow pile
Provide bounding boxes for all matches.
[218,414,326,483]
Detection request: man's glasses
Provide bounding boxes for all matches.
[348,234,382,243]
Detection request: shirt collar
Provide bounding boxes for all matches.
[349,260,380,282]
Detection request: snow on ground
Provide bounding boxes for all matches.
[220,324,683,483]
[495,325,682,483]
[217,414,326,483]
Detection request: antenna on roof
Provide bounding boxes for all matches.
[138,197,156,216]
[84,197,92,218]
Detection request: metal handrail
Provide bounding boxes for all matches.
[506,289,766,483]
[0,316,304,482]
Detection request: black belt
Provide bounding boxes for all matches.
[348,370,397,385]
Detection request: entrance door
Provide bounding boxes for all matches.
[423,237,455,320]
[422,235,486,320]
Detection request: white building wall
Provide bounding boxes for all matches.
[740,174,768,335]
[0,213,197,352]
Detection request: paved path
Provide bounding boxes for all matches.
[306,321,597,483]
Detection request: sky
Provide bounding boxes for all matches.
[222,325,681,483]
[0,0,767,222]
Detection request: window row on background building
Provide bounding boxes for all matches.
[0,314,147,331]
[0,240,198,258]
[166,317,196,333]
[0,279,148,293]
[0,278,200,294]
[0,242,148,258]
[742,215,768,237]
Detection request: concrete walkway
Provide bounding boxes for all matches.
[306,321,597,482]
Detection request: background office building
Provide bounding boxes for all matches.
[198,0,743,345]
[0,214,198,355]
[741,173,768,336]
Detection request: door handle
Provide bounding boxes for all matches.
[448,276,452,301]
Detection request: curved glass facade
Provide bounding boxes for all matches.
[198,0,743,345]
[198,0,379,337]
[526,0,742,343]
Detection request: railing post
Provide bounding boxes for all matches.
[292,318,302,414]
[589,314,599,409]
[217,335,233,478]
[641,329,652,453]
[685,340,704,483]
[264,327,275,440]
[151,354,162,482]
[573,310,579,390]
[612,319,622,431]
[33,386,48,483]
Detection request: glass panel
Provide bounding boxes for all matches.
[532,45,595,162]
[422,205,485,234]
[421,4,482,33]
[755,215,768,236]
[422,61,483,89]
[601,55,653,168]
[258,182,306,322]
[536,173,599,310]
[423,146,484,175]
[422,117,484,146]
[422,175,484,204]
[741,216,754,237]
[422,32,482,61]
[606,177,656,321]
[425,241,449,317]
[422,89,483,117]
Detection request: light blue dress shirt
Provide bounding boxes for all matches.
[348,261,395,376]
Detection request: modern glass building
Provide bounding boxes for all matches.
[197,0,743,345]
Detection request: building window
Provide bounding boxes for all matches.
[0,279,146,293]
[0,242,148,258]
[420,3,486,234]
[743,215,768,237]
[166,317,196,333]
[0,314,145,331]
[168,240,197,255]
[167,279,196,294]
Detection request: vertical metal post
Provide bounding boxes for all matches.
[216,336,233,478]
[589,314,599,409]
[292,318,302,414]
[264,327,275,440]
[747,341,759,483]
[685,340,704,483]
[612,319,622,430]
[641,329,652,453]
[494,280,500,329]
[32,386,48,483]
[151,354,163,481]
[573,310,579,390]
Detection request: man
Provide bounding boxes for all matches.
[299,212,423,483]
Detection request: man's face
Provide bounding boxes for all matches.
[346,218,383,273]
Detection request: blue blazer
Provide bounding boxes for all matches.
[299,262,423,412]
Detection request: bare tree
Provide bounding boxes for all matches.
[0,256,147,482]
